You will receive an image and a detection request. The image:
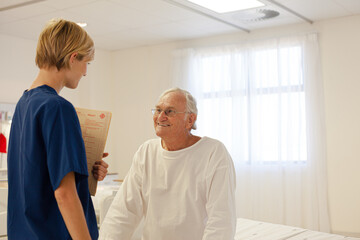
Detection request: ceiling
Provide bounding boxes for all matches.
[0,0,359,51]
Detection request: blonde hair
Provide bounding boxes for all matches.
[35,18,94,70]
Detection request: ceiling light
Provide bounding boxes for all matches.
[187,0,265,13]
[77,22,87,28]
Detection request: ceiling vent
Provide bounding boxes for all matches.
[0,0,45,12]
[232,9,280,22]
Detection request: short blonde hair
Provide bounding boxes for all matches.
[35,18,94,70]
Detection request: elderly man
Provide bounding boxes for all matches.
[100,88,236,240]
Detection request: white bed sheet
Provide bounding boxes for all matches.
[235,218,359,240]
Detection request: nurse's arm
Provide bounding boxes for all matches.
[55,171,92,240]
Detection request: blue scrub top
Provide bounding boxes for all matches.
[7,85,98,239]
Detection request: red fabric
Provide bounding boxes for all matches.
[0,133,6,153]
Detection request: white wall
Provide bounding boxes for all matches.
[110,46,175,177]
[0,35,38,103]
[1,14,359,236]
[318,16,360,236]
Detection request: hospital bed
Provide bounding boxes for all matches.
[93,183,360,240]
[0,183,7,239]
[235,218,360,240]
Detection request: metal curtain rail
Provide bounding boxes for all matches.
[266,0,313,24]
[0,0,45,12]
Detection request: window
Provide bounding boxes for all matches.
[190,45,307,163]
[173,34,330,229]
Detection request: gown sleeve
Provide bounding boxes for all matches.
[203,143,237,240]
[99,148,144,240]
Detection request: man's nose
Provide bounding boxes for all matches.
[158,110,167,120]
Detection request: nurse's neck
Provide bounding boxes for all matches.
[30,67,66,94]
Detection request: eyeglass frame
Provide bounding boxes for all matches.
[151,108,191,117]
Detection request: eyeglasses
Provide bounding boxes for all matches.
[151,108,190,117]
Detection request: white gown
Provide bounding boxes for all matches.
[100,136,236,240]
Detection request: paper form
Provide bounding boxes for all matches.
[75,108,112,196]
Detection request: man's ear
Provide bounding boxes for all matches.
[186,113,196,130]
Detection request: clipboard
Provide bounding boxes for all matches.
[75,107,112,196]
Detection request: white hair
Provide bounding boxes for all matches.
[159,87,198,130]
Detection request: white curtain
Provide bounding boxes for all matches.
[171,33,330,231]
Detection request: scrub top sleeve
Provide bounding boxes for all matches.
[42,101,88,191]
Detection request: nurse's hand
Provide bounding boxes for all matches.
[92,153,109,181]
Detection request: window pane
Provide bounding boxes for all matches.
[200,55,232,92]
[198,97,233,150]
[194,45,307,164]
[280,92,307,161]
[251,49,279,88]
[251,94,279,162]
[280,46,304,86]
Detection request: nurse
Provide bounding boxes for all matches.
[7,19,108,239]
